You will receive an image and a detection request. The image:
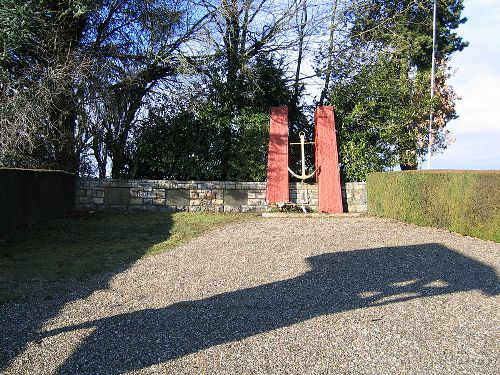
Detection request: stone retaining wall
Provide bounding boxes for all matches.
[75,179,367,213]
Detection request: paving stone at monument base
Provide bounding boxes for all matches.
[1,217,498,374]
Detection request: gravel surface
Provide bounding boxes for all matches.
[1,216,499,374]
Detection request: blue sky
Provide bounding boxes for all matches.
[431,0,500,169]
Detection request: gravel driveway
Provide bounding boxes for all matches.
[1,216,499,374]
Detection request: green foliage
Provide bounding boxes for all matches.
[135,110,225,180]
[0,211,258,303]
[135,107,270,181]
[367,171,500,242]
[0,0,468,179]
[136,53,291,181]
[0,0,90,69]
[0,0,38,68]
[228,110,270,181]
[332,56,433,180]
[328,0,466,181]
[349,0,468,69]
[338,131,387,182]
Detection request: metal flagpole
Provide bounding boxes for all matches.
[427,0,437,169]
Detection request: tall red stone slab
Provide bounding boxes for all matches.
[314,106,343,213]
[266,107,289,203]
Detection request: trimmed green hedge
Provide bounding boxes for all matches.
[0,168,76,236]
[367,171,500,242]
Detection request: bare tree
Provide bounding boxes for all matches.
[80,0,213,177]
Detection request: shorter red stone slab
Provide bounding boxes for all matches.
[266,107,289,204]
[315,106,343,213]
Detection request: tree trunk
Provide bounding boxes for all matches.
[292,0,308,107]
[319,0,338,106]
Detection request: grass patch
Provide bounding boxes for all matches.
[0,211,257,304]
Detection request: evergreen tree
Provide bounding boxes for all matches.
[326,0,466,179]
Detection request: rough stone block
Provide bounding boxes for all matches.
[130,198,143,205]
[254,191,266,199]
[143,191,155,199]
[130,188,141,197]
[224,205,239,213]
[198,182,216,190]
[177,182,197,189]
[241,205,257,212]
[248,198,266,206]
[112,181,129,188]
[92,197,104,204]
[359,189,368,203]
[162,182,175,189]
[108,204,128,211]
[158,206,175,212]
[205,191,217,200]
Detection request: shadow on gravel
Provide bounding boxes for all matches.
[0,212,174,372]
[43,243,498,374]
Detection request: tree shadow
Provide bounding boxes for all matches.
[0,212,174,371]
[40,243,499,374]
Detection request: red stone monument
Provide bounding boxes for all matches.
[314,106,343,213]
[266,106,342,212]
[266,107,289,204]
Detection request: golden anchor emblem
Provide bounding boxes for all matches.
[288,131,316,180]
[288,131,315,209]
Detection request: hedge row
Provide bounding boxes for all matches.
[367,171,500,243]
[0,168,76,236]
